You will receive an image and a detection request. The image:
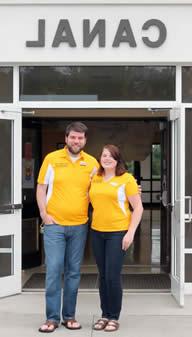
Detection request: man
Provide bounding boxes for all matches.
[37,122,98,333]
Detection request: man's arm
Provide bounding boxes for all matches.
[36,184,56,225]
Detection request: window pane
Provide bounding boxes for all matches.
[0,67,13,103]
[182,67,192,102]
[185,108,192,220]
[152,192,160,203]
[0,120,12,207]
[185,254,192,282]
[0,235,13,277]
[125,161,134,174]
[0,236,11,248]
[141,155,151,179]
[152,144,161,179]
[185,223,192,249]
[0,254,12,277]
[20,66,175,101]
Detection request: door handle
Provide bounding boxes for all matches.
[160,191,173,211]
[0,203,23,213]
[185,196,192,223]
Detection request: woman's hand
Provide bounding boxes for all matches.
[122,194,143,251]
[138,185,142,195]
[122,230,135,251]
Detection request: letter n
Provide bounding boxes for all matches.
[83,20,105,47]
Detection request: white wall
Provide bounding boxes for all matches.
[0,3,192,63]
[1,1,192,4]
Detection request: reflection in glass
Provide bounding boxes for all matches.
[185,108,192,247]
[0,120,12,207]
[185,223,192,249]
[125,161,134,174]
[20,66,175,101]
[0,236,11,248]
[182,67,192,102]
[0,235,13,277]
[152,144,161,179]
[0,255,12,277]
[0,67,13,103]
[185,254,192,282]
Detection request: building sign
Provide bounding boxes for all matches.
[0,4,192,63]
[26,19,167,49]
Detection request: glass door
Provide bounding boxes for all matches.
[0,109,22,297]
[170,108,185,306]
[160,120,171,273]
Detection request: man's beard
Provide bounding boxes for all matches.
[66,144,83,155]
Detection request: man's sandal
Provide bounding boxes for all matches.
[38,321,59,333]
[62,319,82,330]
[104,320,119,332]
[93,318,109,330]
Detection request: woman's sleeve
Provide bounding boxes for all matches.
[125,174,139,197]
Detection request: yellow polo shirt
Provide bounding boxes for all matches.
[37,147,98,225]
[89,172,138,232]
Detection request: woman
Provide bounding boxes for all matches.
[89,144,143,332]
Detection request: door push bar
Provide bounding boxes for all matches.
[0,203,23,213]
[185,196,192,223]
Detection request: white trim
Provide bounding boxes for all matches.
[184,249,192,254]
[0,248,13,253]
[180,103,192,108]
[185,283,192,294]
[176,66,182,104]
[170,106,185,306]
[1,1,192,5]
[19,101,176,109]
[0,109,22,298]
[0,106,22,113]
[13,67,19,105]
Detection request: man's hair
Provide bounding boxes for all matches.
[65,122,88,137]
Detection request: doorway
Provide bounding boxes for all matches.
[22,108,171,289]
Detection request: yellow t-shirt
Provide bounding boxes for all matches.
[89,172,138,232]
[37,147,98,225]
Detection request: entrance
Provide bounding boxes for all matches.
[21,110,171,274]
[0,107,185,306]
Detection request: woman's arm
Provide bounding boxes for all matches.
[122,194,143,251]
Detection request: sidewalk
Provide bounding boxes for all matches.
[0,292,192,337]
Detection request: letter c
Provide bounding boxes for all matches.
[142,19,167,48]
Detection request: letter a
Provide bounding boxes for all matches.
[52,20,76,47]
[113,20,137,47]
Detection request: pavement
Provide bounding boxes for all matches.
[0,292,192,337]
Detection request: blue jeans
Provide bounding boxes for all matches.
[91,229,126,320]
[43,223,88,323]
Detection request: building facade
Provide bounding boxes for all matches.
[0,0,192,306]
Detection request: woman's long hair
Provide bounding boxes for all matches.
[97,144,127,176]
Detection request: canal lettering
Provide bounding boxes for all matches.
[26,19,167,48]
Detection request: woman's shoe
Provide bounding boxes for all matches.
[93,318,109,330]
[104,320,119,332]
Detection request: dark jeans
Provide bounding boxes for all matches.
[91,228,126,320]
